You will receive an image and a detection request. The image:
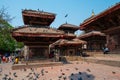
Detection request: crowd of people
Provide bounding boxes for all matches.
[0,53,19,64]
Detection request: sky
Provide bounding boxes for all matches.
[0,0,120,35]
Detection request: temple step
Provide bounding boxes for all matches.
[12,61,63,70]
[21,58,55,63]
[110,50,120,54]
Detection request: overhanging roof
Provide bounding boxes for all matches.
[12,26,64,37]
[80,2,120,30]
[78,31,106,39]
[58,23,79,31]
[50,38,86,47]
[22,9,56,26]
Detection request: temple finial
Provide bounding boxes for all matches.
[92,9,95,16]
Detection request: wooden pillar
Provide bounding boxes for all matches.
[44,46,49,58]
[24,45,29,60]
[106,35,109,47]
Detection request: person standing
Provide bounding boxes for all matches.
[103,47,109,54]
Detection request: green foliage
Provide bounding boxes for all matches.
[0,20,24,52]
[0,7,24,52]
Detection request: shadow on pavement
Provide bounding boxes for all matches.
[68,72,95,80]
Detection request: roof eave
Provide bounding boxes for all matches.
[80,3,120,30]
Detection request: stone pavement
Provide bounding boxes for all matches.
[84,54,120,61]
[0,54,120,80]
[83,54,120,67]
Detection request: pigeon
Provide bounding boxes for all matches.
[31,68,34,72]
[26,74,30,78]
[2,77,8,80]
[45,71,48,73]
[23,68,27,71]
[28,76,33,80]
[62,73,65,75]
[79,72,82,75]
[63,76,67,80]
[58,75,62,78]
[60,69,62,72]
[112,71,116,74]
[71,73,74,76]
[34,73,40,78]
[86,69,91,72]
[42,73,44,76]
[41,69,44,73]
[13,72,18,77]
[75,67,78,70]
[4,74,8,77]
[26,73,32,78]
[8,77,13,80]
[66,69,69,71]
[78,77,82,80]
[9,72,11,75]
[87,75,91,78]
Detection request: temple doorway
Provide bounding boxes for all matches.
[29,47,49,59]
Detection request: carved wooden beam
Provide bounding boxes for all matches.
[95,21,105,30]
[23,13,55,19]
[116,14,120,25]
[103,26,120,34]
[108,18,117,26]
[30,21,49,25]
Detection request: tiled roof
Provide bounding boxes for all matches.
[51,38,86,47]
[12,26,64,34]
[79,31,106,39]
[22,9,56,16]
[58,23,79,30]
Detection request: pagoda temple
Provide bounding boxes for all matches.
[78,31,106,51]
[51,23,86,56]
[12,9,75,59]
[79,2,120,52]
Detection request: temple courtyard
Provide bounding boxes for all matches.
[0,54,120,80]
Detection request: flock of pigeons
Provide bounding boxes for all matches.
[0,61,117,80]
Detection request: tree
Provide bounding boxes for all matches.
[0,6,23,53]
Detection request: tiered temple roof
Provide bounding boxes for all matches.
[12,10,77,45]
[22,9,56,26]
